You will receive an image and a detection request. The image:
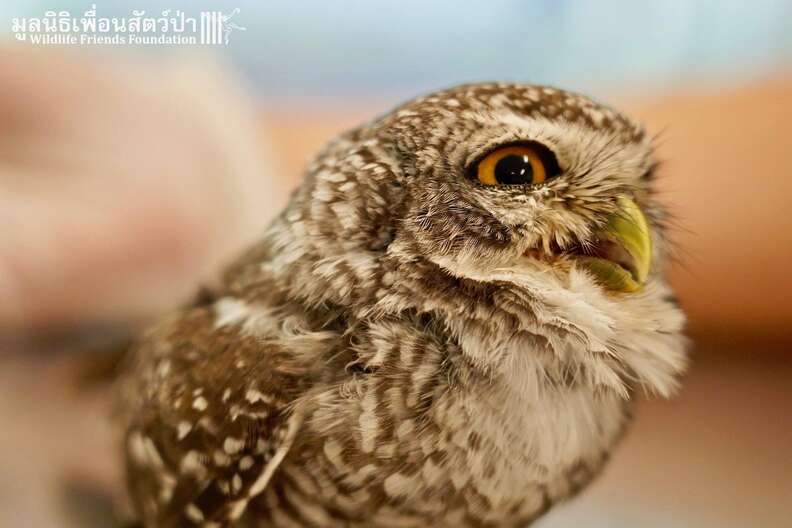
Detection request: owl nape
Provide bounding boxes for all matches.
[118,83,687,528]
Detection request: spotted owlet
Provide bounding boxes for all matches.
[118,83,687,527]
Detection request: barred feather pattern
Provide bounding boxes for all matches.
[118,83,687,527]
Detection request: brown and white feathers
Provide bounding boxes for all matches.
[118,83,687,527]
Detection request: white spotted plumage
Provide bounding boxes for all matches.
[117,83,686,527]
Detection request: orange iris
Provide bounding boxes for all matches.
[476,144,548,186]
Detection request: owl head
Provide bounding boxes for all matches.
[254,83,686,397]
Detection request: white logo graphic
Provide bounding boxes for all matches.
[200,8,247,45]
[11,5,247,46]
[222,8,247,45]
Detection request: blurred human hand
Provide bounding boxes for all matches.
[0,46,288,333]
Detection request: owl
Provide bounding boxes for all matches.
[118,83,687,527]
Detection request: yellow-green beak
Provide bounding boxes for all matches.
[577,196,652,293]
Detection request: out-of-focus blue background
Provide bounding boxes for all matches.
[2,0,791,101]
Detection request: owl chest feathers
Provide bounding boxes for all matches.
[422,328,626,503]
[299,312,627,522]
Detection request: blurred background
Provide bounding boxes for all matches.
[1,1,791,526]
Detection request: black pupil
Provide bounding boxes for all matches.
[494,154,533,184]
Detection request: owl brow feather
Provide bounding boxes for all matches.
[586,133,626,176]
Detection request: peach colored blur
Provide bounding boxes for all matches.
[0,46,287,332]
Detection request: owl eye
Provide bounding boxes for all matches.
[473,143,559,186]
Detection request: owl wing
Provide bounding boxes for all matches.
[120,303,314,527]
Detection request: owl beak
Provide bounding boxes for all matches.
[576,196,652,293]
